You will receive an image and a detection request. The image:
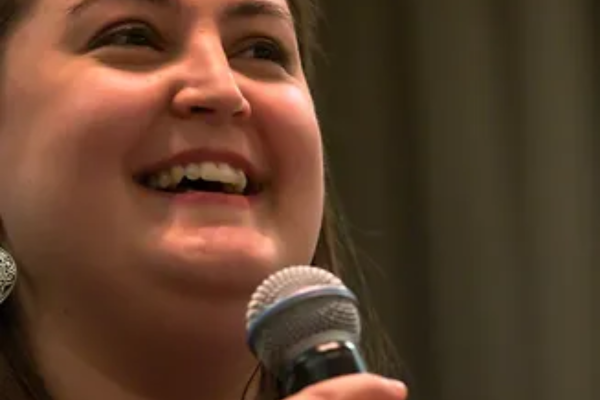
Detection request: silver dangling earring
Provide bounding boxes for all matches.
[0,247,17,304]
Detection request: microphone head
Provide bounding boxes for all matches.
[246,266,361,375]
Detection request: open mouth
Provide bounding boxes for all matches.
[135,161,262,196]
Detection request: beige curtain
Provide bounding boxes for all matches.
[313,1,596,400]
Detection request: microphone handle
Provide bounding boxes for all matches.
[280,340,367,397]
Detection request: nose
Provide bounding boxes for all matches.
[171,40,251,122]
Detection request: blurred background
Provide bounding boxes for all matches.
[311,1,596,400]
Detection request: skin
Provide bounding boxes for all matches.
[0,0,407,399]
[0,0,323,399]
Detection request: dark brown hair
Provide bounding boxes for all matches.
[0,1,400,399]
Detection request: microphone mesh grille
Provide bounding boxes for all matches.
[246,266,361,372]
[246,265,345,325]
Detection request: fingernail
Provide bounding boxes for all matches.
[386,379,408,396]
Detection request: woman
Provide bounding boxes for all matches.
[0,0,408,399]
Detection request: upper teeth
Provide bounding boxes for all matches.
[146,162,248,193]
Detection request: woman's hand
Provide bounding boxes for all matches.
[285,374,408,400]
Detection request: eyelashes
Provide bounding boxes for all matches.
[88,22,165,51]
[87,20,293,68]
[233,38,290,67]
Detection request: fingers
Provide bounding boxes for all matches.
[286,373,408,400]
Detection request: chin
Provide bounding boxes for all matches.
[148,226,284,296]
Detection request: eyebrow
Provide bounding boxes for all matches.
[222,0,293,25]
[66,0,294,25]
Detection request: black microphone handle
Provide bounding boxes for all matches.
[279,340,367,397]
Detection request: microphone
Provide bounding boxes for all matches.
[246,266,367,397]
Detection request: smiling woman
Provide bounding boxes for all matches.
[0,1,403,400]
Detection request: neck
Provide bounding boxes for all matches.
[21,294,261,400]
[36,340,258,400]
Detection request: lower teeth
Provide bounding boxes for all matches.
[139,175,246,195]
[223,184,239,194]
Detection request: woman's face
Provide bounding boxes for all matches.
[0,0,323,335]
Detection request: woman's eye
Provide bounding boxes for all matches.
[88,23,163,51]
[236,40,289,66]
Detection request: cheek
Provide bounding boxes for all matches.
[252,84,323,187]
[248,84,325,256]
[0,68,160,194]
[1,64,167,159]
[0,68,169,200]
[40,71,166,163]
[0,68,168,266]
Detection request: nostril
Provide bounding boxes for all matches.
[190,106,212,114]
